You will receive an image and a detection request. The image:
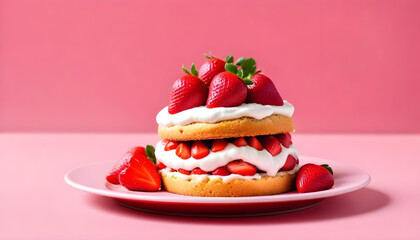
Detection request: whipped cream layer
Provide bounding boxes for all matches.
[155,140,299,176]
[160,165,299,183]
[156,101,294,127]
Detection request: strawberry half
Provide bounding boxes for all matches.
[176,142,191,159]
[212,167,230,176]
[259,135,282,156]
[169,64,208,114]
[211,139,229,152]
[226,160,257,176]
[119,154,161,191]
[164,141,179,151]
[296,164,334,193]
[191,168,207,175]
[247,74,283,106]
[198,56,226,86]
[277,133,292,148]
[246,137,263,150]
[178,169,191,175]
[106,146,146,184]
[191,141,210,159]
[280,155,297,171]
[232,137,247,147]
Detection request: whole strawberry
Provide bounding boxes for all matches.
[168,64,208,114]
[206,57,256,108]
[296,164,334,193]
[198,54,226,86]
[247,74,283,106]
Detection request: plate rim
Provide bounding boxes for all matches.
[64,156,371,204]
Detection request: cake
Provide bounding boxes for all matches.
[154,55,299,197]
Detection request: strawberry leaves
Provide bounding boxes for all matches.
[182,63,198,77]
[225,62,254,85]
[145,145,156,164]
[320,164,334,175]
[225,55,234,64]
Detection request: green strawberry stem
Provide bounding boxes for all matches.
[182,63,198,77]
[320,164,334,175]
[145,145,156,164]
[225,56,257,85]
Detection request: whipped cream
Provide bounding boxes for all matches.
[156,101,294,127]
[155,141,299,176]
[160,165,299,183]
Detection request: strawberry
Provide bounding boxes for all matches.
[168,64,208,114]
[212,167,230,176]
[246,137,263,150]
[280,155,297,171]
[259,135,282,156]
[277,133,292,148]
[206,72,248,108]
[175,142,191,159]
[226,160,257,176]
[232,137,247,147]
[296,164,334,193]
[178,169,191,175]
[155,161,166,170]
[106,146,146,184]
[198,56,226,86]
[164,141,179,151]
[191,141,210,159]
[211,139,229,152]
[119,154,161,191]
[247,74,283,106]
[191,168,207,175]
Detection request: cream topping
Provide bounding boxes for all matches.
[156,101,294,127]
[155,140,299,176]
[159,165,299,183]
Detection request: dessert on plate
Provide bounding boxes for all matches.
[154,55,300,197]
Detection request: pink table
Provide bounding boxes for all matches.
[0,133,419,239]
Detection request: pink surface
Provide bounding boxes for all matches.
[1,0,420,133]
[1,133,419,239]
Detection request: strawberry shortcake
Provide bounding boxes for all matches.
[154,55,299,197]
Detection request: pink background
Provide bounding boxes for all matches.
[1,0,419,133]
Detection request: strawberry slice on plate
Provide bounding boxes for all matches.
[106,146,146,184]
[119,154,161,191]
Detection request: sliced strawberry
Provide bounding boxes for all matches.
[161,139,169,145]
[277,133,292,148]
[226,160,257,176]
[233,137,247,147]
[211,167,230,176]
[178,169,191,175]
[296,164,334,193]
[155,161,166,170]
[246,137,263,150]
[175,142,191,159]
[259,135,282,156]
[206,72,247,108]
[191,168,207,175]
[106,146,146,184]
[198,57,226,86]
[118,154,161,191]
[280,155,297,171]
[211,139,229,152]
[246,74,283,106]
[168,75,208,114]
[164,141,179,151]
[191,141,210,159]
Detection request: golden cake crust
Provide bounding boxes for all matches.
[160,171,297,197]
[158,114,294,141]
